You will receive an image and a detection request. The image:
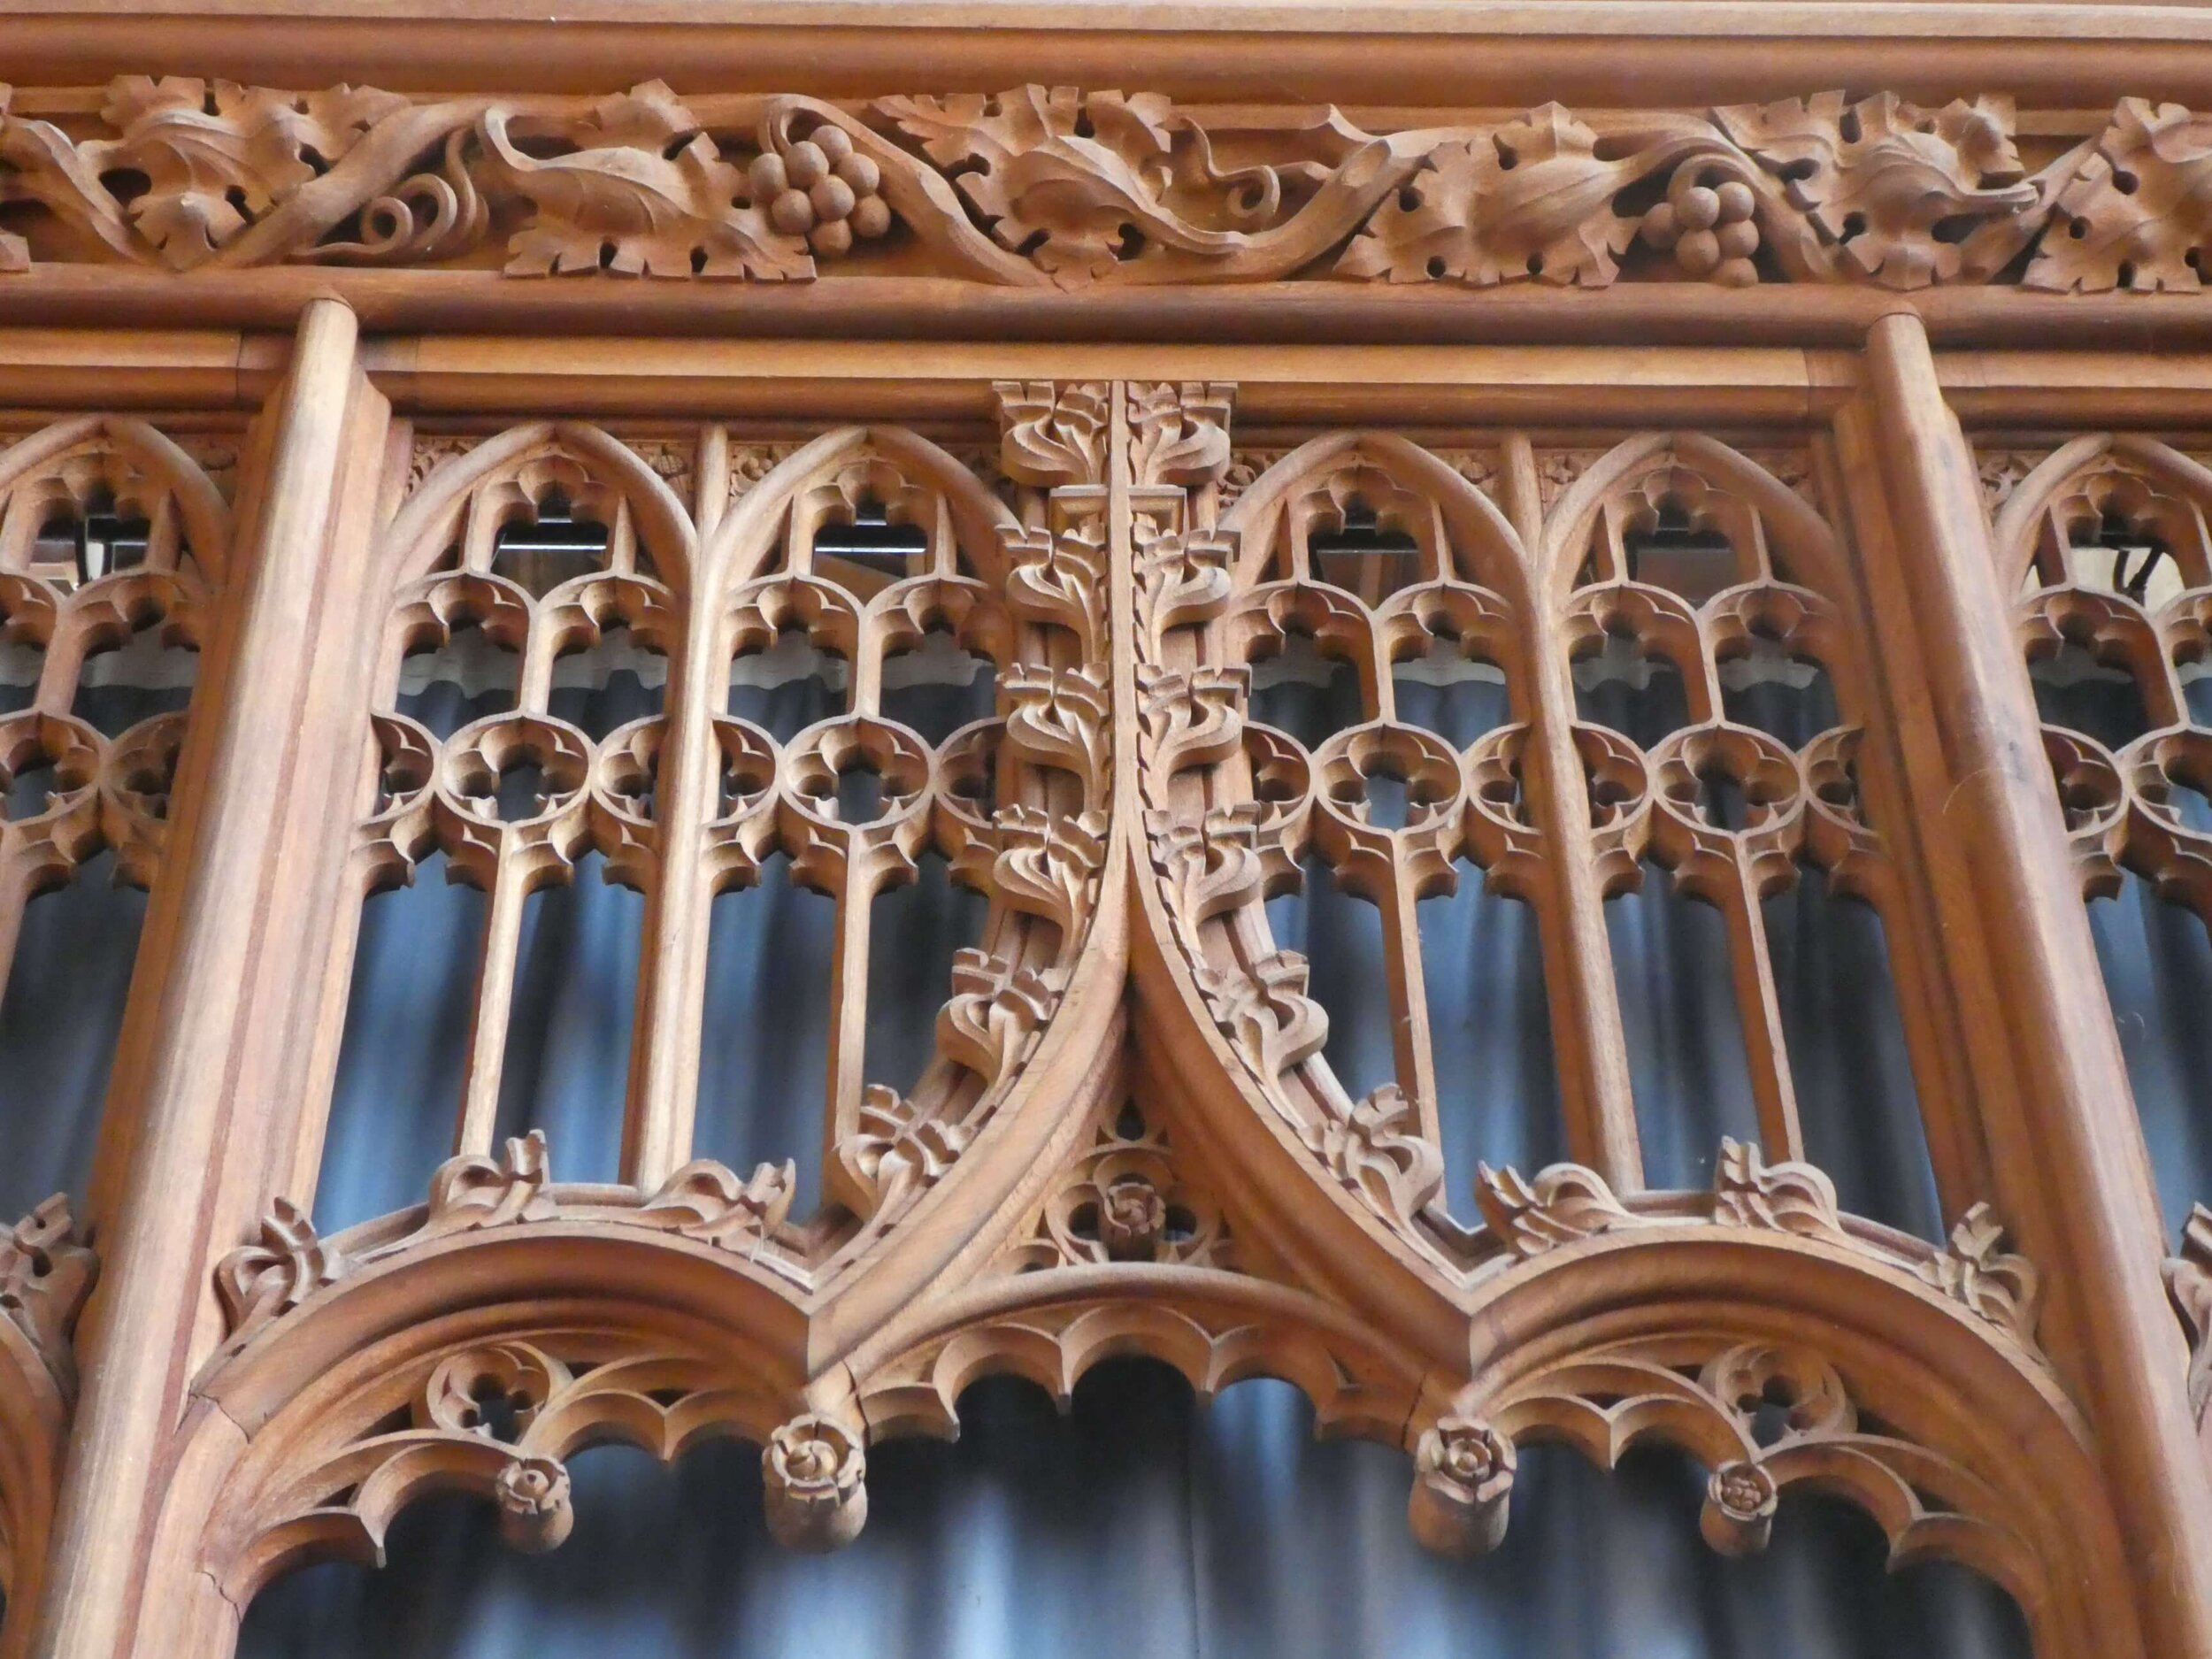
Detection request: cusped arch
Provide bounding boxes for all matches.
[1221,430,1532,608]
[839,1259,1439,1450]
[1442,1225,2123,1657]
[380,422,696,595]
[185,1218,817,1612]
[1992,433,2212,595]
[0,414,231,584]
[701,425,1019,595]
[1542,432,1845,607]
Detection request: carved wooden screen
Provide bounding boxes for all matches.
[5,24,2212,1659]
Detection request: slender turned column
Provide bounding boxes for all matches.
[1850,311,2212,1659]
[31,300,374,1659]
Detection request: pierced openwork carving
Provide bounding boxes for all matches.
[43,360,2164,1659]
[1425,1333,2042,1600]
[1,81,2208,296]
[0,417,229,1013]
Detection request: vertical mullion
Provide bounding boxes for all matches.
[31,299,381,1659]
[1500,433,1643,1191]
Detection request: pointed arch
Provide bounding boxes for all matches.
[381,422,695,597]
[1541,432,1845,607]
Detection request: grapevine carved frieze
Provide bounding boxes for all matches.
[2,80,2210,291]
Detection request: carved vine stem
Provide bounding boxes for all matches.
[0,81,2202,292]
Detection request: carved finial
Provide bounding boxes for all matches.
[1408,1415,1515,1555]
[1919,1202,2041,1347]
[495,1455,574,1552]
[1711,1138,1845,1241]
[1700,1461,1779,1555]
[0,1194,97,1386]
[762,1414,869,1550]
[213,1196,344,1343]
[1475,1161,1635,1259]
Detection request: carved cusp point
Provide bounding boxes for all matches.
[762,1413,869,1551]
[494,1454,574,1553]
[1408,1415,1515,1556]
[1700,1460,1780,1556]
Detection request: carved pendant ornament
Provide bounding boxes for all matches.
[2,370,2164,1659]
[3,80,2212,293]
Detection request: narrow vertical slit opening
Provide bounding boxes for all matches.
[694,853,833,1217]
[492,851,641,1184]
[318,854,487,1232]
[1604,860,1761,1190]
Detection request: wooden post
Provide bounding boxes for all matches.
[1844,309,2212,1659]
[28,299,383,1659]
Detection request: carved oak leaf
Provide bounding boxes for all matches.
[877,86,1178,281]
[1312,1083,1444,1225]
[0,1195,96,1385]
[2026,100,2212,293]
[1475,1161,1636,1258]
[90,76,407,267]
[1335,105,1640,288]
[634,1157,793,1248]
[213,1196,346,1343]
[1716,91,2037,288]
[480,82,810,280]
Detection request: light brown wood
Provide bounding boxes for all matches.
[0,14,2208,1659]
